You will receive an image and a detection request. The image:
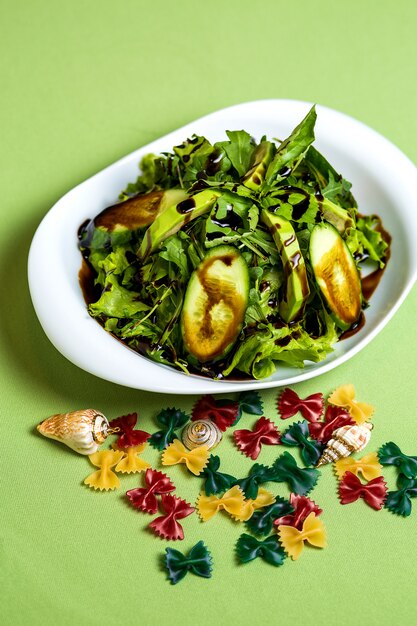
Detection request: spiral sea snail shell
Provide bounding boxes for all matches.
[37,409,110,455]
[316,423,373,467]
[181,420,222,451]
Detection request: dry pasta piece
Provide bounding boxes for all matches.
[149,494,195,540]
[338,472,387,510]
[278,388,324,422]
[277,512,327,560]
[197,485,245,521]
[233,488,276,522]
[109,412,150,449]
[233,417,281,460]
[328,384,374,424]
[126,469,175,514]
[334,451,382,481]
[84,450,124,491]
[162,439,209,475]
[114,443,151,474]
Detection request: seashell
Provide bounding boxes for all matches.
[181,419,222,451]
[316,422,372,467]
[37,409,109,455]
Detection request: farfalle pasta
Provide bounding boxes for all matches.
[114,443,151,474]
[271,452,320,496]
[233,488,276,522]
[236,534,286,567]
[281,421,324,467]
[202,455,237,496]
[126,469,175,514]
[385,475,417,517]
[277,512,327,560]
[149,494,195,540]
[164,541,213,584]
[192,395,239,431]
[308,405,354,444]
[233,416,281,460]
[148,408,189,451]
[338,472,387,510]
[197,485,245,521]
[274,494,323,530]
[328,384,374,424]
[246,497,295,537]
[162,439,209,475]
[334,451,382,481]
[278,388,324,422]
[84,449,125,491]
[378,442,417,479]
[109,413,150,449]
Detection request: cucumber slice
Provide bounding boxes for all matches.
[181,245,249,362]
[310,222,362,330]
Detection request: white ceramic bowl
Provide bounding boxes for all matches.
[28,100,417,394]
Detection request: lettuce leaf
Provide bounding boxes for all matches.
[223,314,337,379]
[89,273,150,319]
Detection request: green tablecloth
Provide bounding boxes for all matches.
[1,1,417,624]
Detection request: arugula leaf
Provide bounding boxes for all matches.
[264,106,317,188]
[122,153,182,196]
[159,233,190,282]
[204,191,258,247]
[174,135,214,168]
[305,145,357,210]
[221,130,256,177]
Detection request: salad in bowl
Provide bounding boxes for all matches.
[78,106,390,381]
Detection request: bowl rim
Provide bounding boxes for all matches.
[28,99,417,394]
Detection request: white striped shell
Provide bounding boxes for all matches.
[181,419,222,451]
[317,423,372,466]
[37,409,109,455]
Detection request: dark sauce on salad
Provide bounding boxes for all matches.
[176,198,196,214]
[361,219,392,301]
[78,258,101,305]
[291,194,310,221]
[339,311,366,340]
[211,204,244,231]
[206,149,223,176]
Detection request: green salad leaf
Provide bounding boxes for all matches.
[78,106,390,380]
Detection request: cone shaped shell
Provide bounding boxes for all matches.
[37,409,109,455]
[317,423,372,466]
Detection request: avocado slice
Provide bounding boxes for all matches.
[94,188,188,232]
[181,245,249,363]
[242,141,274,190]
[261,208,310,323]
[310,222,362,330]
[78,188,190,254]
[137,189,220,261]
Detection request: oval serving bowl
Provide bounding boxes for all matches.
[28,100,417,394]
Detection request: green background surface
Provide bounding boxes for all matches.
[1,1,417,624]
